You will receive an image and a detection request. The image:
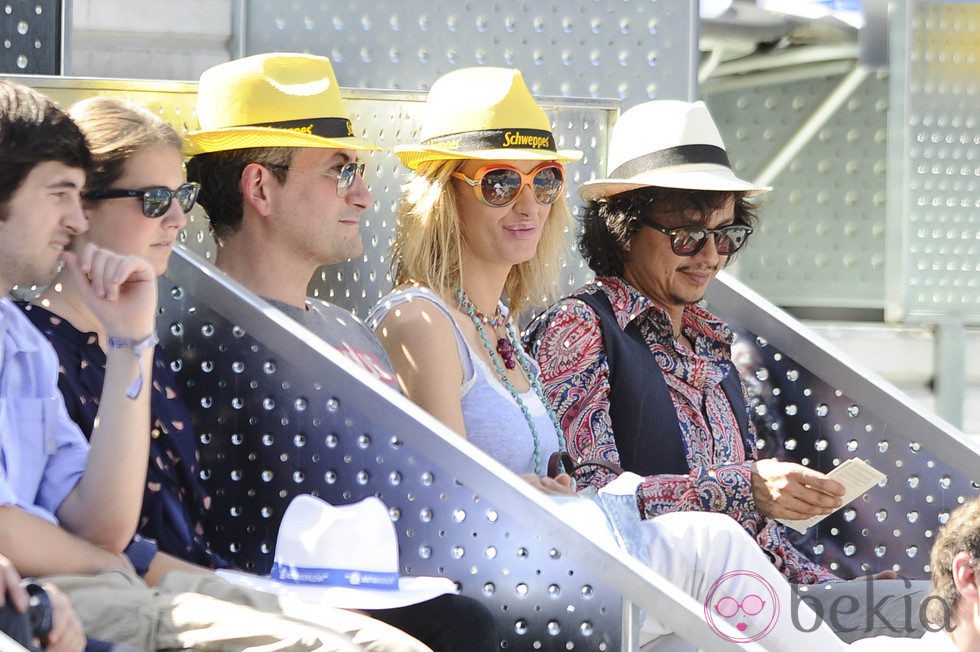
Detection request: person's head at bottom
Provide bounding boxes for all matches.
[927,496,980,650]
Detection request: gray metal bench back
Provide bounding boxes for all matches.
[159,246,756,651]
[707,276,980,581]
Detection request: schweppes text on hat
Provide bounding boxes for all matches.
[423,128,557,154]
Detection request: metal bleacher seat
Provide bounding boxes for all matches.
[157,243,980,650]
[158,246,755,651]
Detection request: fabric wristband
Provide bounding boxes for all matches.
[106,331,158,399]
[123,535,159,577]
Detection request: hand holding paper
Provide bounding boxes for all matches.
[776,458,886,534]
[751,458,846,520]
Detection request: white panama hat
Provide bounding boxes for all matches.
[217,494,456,610]
[578,100,771,201]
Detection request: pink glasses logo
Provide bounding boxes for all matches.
[704,570,779,643]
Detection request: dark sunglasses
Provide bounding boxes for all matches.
[82,182,201,218]
[643,218,754,256]
[452,163,565,207]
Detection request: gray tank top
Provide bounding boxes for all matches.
[369,286,561,475]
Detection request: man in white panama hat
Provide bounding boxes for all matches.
[185,52,497,652]
[526,99,930,642]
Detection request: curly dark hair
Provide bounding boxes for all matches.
[578,186,758,277]
[186,146,293,242]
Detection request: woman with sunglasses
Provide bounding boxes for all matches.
[368,67,578,483]
[370,76,859,649]
[18,96,224,574]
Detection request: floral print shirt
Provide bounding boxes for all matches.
[525,276,837,584]
[20,303,227,569]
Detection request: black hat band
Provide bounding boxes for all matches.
[608,144,731,179]
[422,128,557,153]
[247,117,354,139]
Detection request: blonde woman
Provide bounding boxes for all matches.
[370,67,578,484]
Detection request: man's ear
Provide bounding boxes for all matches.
[951,551,979,602]
[240,162,278,219]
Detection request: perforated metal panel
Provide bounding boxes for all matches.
[159,247,757,652]
[733,328,973,579]
[0,0,62,74]
[239,0,697,102]
[897,0,980,321]
[160,253,625,650]
[710,273,980,581]
[704,73,890,309]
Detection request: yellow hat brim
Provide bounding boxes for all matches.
[184,126,381,156]
[394,144,583,170]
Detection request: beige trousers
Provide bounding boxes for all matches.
[46,570,431,652]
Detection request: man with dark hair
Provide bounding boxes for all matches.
[0,76,160,580]
[527,99,844,584]
[185,54,398,388]
[526,100,934,641]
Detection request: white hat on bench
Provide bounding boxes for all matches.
[217,494,456,609]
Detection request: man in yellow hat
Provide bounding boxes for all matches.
[185,52,397,388]
[185,52,497,652]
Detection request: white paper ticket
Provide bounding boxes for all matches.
[776,458,887,534]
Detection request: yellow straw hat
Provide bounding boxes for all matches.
[185,52,380,156]
[395,67,582,169]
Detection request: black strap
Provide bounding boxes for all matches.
[547,451,625,479]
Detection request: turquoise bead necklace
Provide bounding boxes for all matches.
[454,284,567,474]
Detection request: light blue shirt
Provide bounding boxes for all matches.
[0,296,89,523]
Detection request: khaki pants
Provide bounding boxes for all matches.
[47,570,431,652]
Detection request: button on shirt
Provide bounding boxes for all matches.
[0,297,89,523]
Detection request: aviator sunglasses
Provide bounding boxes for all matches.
[263,161,366,198]
[83,182,201,218]
[452,162,565,207]
[642,218,753,257]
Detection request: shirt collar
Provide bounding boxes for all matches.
[594,276,674,334]
[593,275,734,346]
[0,296,41,354]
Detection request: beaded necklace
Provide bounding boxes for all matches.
[454,285,567,474]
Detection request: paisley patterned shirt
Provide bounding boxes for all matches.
[20,303,228,569]
[525,276,837,584]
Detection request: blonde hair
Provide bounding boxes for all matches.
[68,96,183,190]
[391,159,571,315]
